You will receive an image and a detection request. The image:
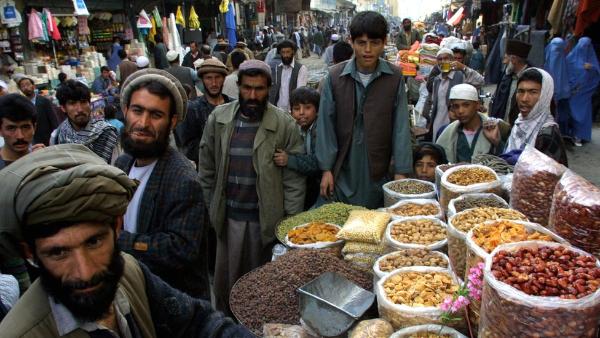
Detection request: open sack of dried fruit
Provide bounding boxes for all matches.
[386,199,444,221]
[440,165,502,211]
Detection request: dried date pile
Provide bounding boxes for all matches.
[491,246,600,299]
[229,249,372,335]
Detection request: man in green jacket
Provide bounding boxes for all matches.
[0,144,252,338]
[395,18,421,51]
[198,59,305,315]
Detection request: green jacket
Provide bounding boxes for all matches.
[198,101,306,245]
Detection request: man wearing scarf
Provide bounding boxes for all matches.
[199,59,305,315]
[0,144,252,337]
[50,80,118,163]
[504,68,568,166]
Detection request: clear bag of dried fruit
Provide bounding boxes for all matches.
[386,199,445,221]
[479,241,600,338]
[440,165,502,211]
[548,170,600,259]
[446,193,508,219]
[373,249,450,283]
[385,216,448,252]
[376,267,464,330]
[382,179,437,207]
[348,318,394,338]
[464,220,567,329]
[390,324,467,338]
[510,145,566,227]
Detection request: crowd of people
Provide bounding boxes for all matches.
[0,9,598,337]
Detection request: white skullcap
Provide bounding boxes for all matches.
[136,56,150,68]
[166,50,179,62]
[331,34,340,41]
[0,80,7,89]
[436,48,454,58]
[449,84,479,102]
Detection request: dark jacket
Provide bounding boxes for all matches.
[490,67,530,125]
[115,147,210,300]
[0,252,252,337]
[182,51,201,68]
[165,64,196,99]
[33,95,58,146]
[395,29,421,50]
[269,62,302,107]
[118,60,138,89]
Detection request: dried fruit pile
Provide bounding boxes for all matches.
[287,222,339,245]
[447,167,497,186]
[391,202,440,217]
[382,271,458,306]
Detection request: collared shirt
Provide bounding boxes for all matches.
[30,94,37,106]
[276,60,308,112]
[49,288,133,338]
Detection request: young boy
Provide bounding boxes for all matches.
[273,86,320,209]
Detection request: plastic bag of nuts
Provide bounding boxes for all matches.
[440,165,502,211]
[390,324,467,338]
[446,193,508,219]
[385,217,448,251]
[446,208,527,279]
[435,163,467,195]
[373,249,450,283]
[479,241,600,338]
[510,145,566,227]
[375,267,464,330]
[386,199,444,221]
[465,220,566,329]
[349,319,395,338]
[383,179,437,207]
[548,170,600,259]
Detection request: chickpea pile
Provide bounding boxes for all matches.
[390,219,446,245]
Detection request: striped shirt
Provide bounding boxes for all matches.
[226,114,260,221]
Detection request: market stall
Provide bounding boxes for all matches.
[231,143,600,338]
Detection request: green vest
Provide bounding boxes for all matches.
[0,253,157,338]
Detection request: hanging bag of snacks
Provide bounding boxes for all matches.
[479,241,600,338]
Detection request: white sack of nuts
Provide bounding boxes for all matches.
[382,179,437,207]
[386,198,445,221]
[385,216,448,251]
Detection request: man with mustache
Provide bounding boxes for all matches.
[199,59,305,314]
[178,58,230,165]
[490,39,532,126]
[114,69,210,300]
[0,144,253,337]
[269,39,308,112]
[50,80,118,163]
[16,75,59,146]
[0,94,45,170]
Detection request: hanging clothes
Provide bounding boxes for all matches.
[563,0,580,35]
[168,13,182,54]
[548,0,567,36]
[152,7,162,28]
[567,37,600,142]
[485,26,507,85]
[574,0,600,36]
[78,16,90,35]
[224,2,237,48]
[148,17,157,43]
[28,9,43,41]
[176,6,185,28]
[189,6,200,29]
[162,17,169,49]
[545,37,571,136]
[51,16,61,40]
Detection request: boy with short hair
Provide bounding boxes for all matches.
[273,86,320,209]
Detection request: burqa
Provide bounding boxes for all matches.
[567,37,600,142]
[544,37,571,136]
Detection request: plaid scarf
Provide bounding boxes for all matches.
[54,118,117,162]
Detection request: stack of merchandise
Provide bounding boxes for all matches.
[418,43,440,77]
[337,210,391,273]
[396,41,420,77]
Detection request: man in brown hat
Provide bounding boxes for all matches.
[490,39,532,125]
[178,58,231,165]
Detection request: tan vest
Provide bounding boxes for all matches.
[329,60,402,181]
[0,253,157,338]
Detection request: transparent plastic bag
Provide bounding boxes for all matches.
[285,223,344,249]
[390,324,467,338]
[375,267,463,330]
[440,165,502,211]
[383,179,437,207]
[386,199,444,221]
[263,323,313,338]
[342,241,390,256]
[479,241,600,338]
[549,170,600,258]
[337,210,391,244]
[348,319,394,338]
[385,217,448,252]
[510,145,566,227]
[373,250,450,284]
[446,193,508,219]
[435,163,467,198]
[465,220,567,329]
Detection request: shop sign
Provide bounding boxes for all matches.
[73,0,90,16]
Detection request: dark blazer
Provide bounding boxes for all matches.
[115,147,209,300]
[395,30,421,50]
[33,95,58,146]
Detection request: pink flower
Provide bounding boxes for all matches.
[456,295,470,307]
[440,297,453,311]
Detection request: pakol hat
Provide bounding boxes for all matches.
[506,39,531,59]
[198,58,228,76]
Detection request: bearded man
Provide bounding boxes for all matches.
[0,144,252,337]
[199,59,305,315]
[114,69,210,300]
[269,39,308,112]
[178,58,230,165]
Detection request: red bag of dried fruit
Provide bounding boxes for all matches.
[479,241,600,338]
[510,145,566,227]
[548,170,600,258]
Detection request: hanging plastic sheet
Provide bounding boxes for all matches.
[225,2,237,48]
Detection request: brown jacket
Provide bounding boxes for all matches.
[118,60,138,89]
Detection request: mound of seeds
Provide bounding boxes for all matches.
[453,196,507,213]
[387,180,434,195]
[230,249,372,335]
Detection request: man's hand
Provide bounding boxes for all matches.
[394,174,407,180]
[483,123,501,146]
[584,63,593,70]
[273,149,288,167]
[320,171,334,198]
[451,61,466,71]
[31,143,45,152]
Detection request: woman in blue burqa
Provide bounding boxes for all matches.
[567,37,600,146]
[544,37,571,137]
